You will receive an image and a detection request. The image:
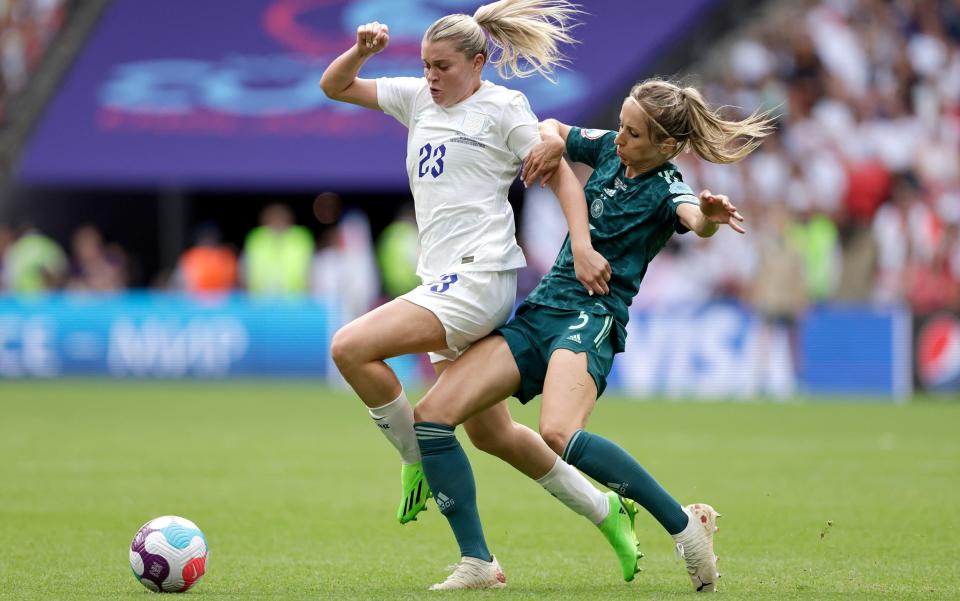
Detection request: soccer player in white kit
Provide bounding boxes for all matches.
[321,0,645,589]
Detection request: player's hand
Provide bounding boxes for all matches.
[572,244,612,296]
[699,189,745,234]
[356,22,389,57]
[522,134,565,188]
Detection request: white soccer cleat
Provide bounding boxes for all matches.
[675,503,721,592]
[429,555,507,590]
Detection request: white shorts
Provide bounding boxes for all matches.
[400,270,518,363]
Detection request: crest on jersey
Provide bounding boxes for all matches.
[460,111,488,136]
[591,198,605,218]
[580,128,608,139]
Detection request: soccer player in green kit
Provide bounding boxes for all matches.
[412,78,773,592]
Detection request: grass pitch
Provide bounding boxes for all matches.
[0,380,957,600]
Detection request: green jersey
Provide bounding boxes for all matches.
[524,127,699,350]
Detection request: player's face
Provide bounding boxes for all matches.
[422,39,483,107]
[614,98,668,173]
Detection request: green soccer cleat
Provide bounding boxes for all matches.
[597,491,643,581]
[397,462,431,524]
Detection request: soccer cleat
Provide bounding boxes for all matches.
[428,555,507,590]
[397,462,431,524]
[597,492,643,581]
[675,503,721,592]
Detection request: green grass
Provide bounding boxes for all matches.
[0,380,957,600]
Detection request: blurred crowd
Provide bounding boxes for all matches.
[675,0,959,317]
[0,0,68,126]
[2,0,959,327]
[0,197,418,323]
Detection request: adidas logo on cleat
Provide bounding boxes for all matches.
[566,333,581,344]
[436,492,455,512]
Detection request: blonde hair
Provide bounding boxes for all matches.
[629,79,775,164]
[423,0,581,81]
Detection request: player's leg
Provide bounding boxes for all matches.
[329,297,447,523]
[541,348,688,532]
[411,335,520,588]
[330,297,446,405]
[463,401,642,581]
[541,349,720,591]
[387,269,519,525]
[463,401,554,477]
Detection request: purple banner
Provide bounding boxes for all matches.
[18,0,716,190]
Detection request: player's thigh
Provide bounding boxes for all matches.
[436,356,516,453]
[432,360,452,378]
[415,335,521,426]
[331,297,447,362]
[539,348,598,453]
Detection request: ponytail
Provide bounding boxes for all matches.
[630,79,775,164]
[424,0,581,81]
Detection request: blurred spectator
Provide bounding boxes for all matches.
[65,224,127,292]
[375,203,420,298]
[786,211,839,303]
[750,204,807,398]
[312,209,379,321]
[520,185,567,279]
[0,222,13,291]
[834,218,878,301]
[242,203,313,296]
[175,223,237,294]
[906,223,960,315]
[2,224,66,292]
[0,0,68,126]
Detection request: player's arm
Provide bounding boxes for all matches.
[319,22,389,110]
[676,189,746,237]
[522,119,572,188]
[548,159,612,296]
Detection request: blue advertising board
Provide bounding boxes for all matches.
[0,294,912,400]
[0,294,338,378]
[608,302,911,400]
[17,0,717,189]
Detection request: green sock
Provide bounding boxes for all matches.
[415,422,491,561]
[563,429,688,535]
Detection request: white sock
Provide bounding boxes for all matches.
[368,389,420,464]
[672,507,704,549]
[536,457,609,525]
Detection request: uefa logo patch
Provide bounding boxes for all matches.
[591,198,604,218]
[580,128,608,140]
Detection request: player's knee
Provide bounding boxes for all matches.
[539,423,574,456]
[329,324,361,371]
[414,395,460,427]
[466,425,507,456]
[413,398,441,424]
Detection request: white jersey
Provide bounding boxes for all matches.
[377,78,538,279]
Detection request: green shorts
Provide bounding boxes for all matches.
[495,302,620,404]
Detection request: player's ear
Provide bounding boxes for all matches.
[659,137,677,155]
[473,53,485,73]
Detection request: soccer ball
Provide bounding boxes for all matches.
[129,515,208,593]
